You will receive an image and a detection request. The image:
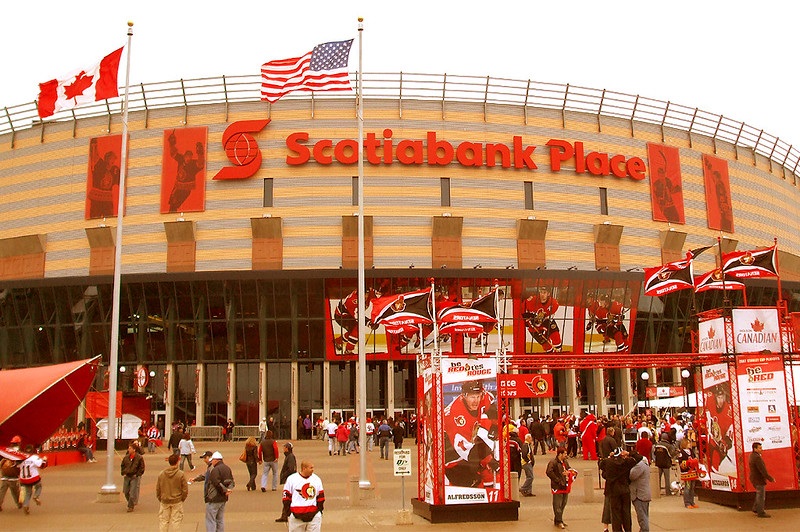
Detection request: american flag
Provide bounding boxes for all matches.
[260,39,354,103]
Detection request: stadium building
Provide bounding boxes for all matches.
[2,73,799,439]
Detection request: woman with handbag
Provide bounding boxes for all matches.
[241,436,260,491]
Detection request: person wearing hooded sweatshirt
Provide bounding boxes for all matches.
[156,453,189,532]
[275,442,298,523]
[629,451,651,532]
[599,448,637,532]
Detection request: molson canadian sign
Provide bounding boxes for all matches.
[732,308,781,353]
[698,317,727,354]
[284,130,647,180]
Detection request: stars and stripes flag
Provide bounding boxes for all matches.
[260,39,354,103]
[37,47,124,119]
[694,268,745,293]
[437,289,499,335]
[369,288,433,335]
[643,244,713,297]
[721,245,778,279]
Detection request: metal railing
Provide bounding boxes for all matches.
[2,72,797,182]
[186,425,223,441]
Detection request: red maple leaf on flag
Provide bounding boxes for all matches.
[752,319,764,332]
[64,71,95,100]
[708,326,715,339]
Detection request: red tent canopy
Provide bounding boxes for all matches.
[0,357,99,446]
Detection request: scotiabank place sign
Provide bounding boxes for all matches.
[215,119,647,181]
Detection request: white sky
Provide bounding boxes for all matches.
[1,0,798,146]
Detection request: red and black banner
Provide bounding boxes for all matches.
[370,288,433,335]
[647,143,685,224]
[161,127,207,214]
[721,246,778,279]
[694,268,745,293]
[643,258,694,297]
[438,289,498,335]
[702,155,734,233]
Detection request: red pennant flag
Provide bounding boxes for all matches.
[37,47,124,118]
[721,246,778,279]
[370,288,432,335]
[694,268,745,293]
[437,289,498,335]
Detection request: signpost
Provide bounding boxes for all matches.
[394,448,412,510]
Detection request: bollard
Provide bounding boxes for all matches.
[396,508,413,525]
[583,469,595,503]
[649,465,660,500]
[511,472,520,499]
[348,475,360,506]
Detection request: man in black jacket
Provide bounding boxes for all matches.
[120,443,145,512]
[275,442,298,522]
[748,442,774,518]
[529,417,547,455]
[205,451,234,532]
[600,448,638,532]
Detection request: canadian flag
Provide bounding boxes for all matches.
[37,47,124,119]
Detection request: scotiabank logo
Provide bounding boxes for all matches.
[284,129,646,181]
[213,119,270,180]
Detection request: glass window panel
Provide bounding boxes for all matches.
[235,363,260,425]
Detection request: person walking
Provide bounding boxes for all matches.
[678,439,699,509]
[178,433,196,471]
[204,451,235,532]
[546,447,576,529]
[242,436,260,491]
[281,460,325,530]
[392,419,405,450]
[748,442,775,518]
[258,418,268,442]
[156,453,189,532]
[336,422,349,456]
[258,430,280,491]
[19,445,47,515]
[0,435,24,511]
[377,419,393,460]
[120,442,145,512]
[629,452,651,532]
[519,433,536,497]
[325,418,338,456]
[652,433,676,496]
[275,442,298,523]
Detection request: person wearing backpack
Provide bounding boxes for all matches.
[651,433,676,496]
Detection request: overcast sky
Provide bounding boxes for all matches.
[1,1,797,146]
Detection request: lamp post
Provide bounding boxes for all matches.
[640,371,650,412]
[681,369,691,410]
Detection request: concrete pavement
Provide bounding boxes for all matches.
[0,438,794,531]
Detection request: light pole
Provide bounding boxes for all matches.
[681,368,691,410]
[640,371,650,412]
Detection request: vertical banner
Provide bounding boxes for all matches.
[737,353,796,490]
[647,143,685,224]
[441,357,500,504]
[701,363,739,491]
[161,127,207,214]
[418,369,438,504]
[702,154,734,233]
[698,316,727,353]
[86,134,124,220]
[731,308,781,353]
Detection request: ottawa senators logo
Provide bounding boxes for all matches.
[657,268,672,281]
[739,252,755,265]
[711,269,724,281]
[297,482,316,500]
[454,415,466,427]
[392,296,407,312]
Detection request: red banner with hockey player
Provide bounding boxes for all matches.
[440,357,503,504]
[161,127,207,214]
[700,363,739,491]
[702,154,734,233]
[647,143,685,224]
[86,134,125,220]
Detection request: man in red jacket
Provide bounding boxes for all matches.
[580,412,598,460]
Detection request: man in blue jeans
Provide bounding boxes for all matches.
[204,451,234,531]
[377,419,392,460]
[748,442,774,518]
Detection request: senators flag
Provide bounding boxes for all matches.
[721,246,778,279]
[438,289,498,335]
[694,269,745,293]
[370,288,432,335]
[643,259,694,297]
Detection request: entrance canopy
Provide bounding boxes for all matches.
[0,357,99,446]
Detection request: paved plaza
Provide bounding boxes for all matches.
[0,438,794,531]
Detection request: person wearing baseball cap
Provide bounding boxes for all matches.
[187,451,214,485]
[205,451,234,531]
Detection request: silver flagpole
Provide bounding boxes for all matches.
[100,21,133,497]
[356,16,371,490]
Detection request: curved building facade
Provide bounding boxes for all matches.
[1,74,798,438]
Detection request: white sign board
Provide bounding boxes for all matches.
[393,448,412,477]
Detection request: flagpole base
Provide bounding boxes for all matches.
[97,484,120,503]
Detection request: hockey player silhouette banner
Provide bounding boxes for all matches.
[702,154,734,233]
[161,127,207,214]
[647,143,685,224]
[86,134,124,220]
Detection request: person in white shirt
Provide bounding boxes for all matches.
[177,433,196,471]
[19,447,47,515]
[282,461,324,531]
[325,420,338,456]
[258,418,268,442]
